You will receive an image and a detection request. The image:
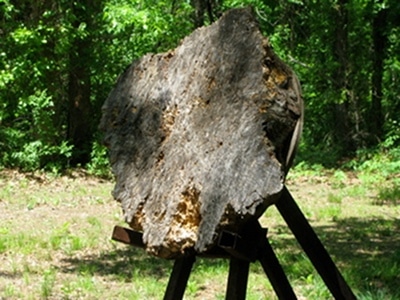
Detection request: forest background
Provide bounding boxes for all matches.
[0,0,399,175]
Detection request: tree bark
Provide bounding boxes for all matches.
[67,1,94,165]
[190,0,219,27]
[370,6,388,143]
[333,0,356,153]
[100,8,303,258]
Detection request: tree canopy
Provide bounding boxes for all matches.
[1,0,399,172]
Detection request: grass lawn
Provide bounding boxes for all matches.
[0,168,399,299]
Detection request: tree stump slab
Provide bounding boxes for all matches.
[100,7,302,258]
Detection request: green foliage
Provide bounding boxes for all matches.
[86,140,112,178]
[351,146,400,176]
[0,90,73,171]
[0,0,194,173]
[0,0,399,173]
[382,119,400,149]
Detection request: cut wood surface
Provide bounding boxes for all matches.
[100,7,303,258]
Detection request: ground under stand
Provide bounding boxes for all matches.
[112,187,357,300]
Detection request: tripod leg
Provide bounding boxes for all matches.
[276,187,356,300]
[225,257,250,300]
[163,255,196,300]
[258,236,297,299]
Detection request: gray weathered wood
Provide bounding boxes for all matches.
[100,7,303,258]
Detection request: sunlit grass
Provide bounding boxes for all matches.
[0,167,399,299]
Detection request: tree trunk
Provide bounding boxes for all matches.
[332,0,356,154]
[190,0,219,27]
[100,8,303,258]
[370,6,388,143]
[191,0,206,27]
[67,1,94,165]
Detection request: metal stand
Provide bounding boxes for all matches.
[112,187,356,300]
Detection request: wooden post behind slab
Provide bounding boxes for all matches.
[100,7,303,258]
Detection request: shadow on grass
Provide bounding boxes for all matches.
[57,216,400,297]
[270,216,400,297]
[58,246,173,280]
[58,243,229,282]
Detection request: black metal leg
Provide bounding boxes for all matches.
[258,236,297,300]
[163,255,196,300]
[225,257,250,300]
[276,187,357,300]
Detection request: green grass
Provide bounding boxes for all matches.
[0,165,399,299]
[376,183,400,205]
[41,268,57,299]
